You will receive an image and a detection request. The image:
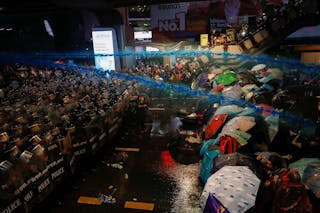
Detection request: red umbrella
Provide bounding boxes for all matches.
[205,113,228,140]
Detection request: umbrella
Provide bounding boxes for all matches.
[200,55,209,64]
[289,158,320,179]
[220,65,229,71]
[200,149,221,184]
[201,166,261,212]
[302,162,320,198]
[204,193,230,213]
[259,74,275,84]
[237,71,260,86]
[214,105,244,116]
[212,153,266,180]
[251,64,266,72]
[197,72,209,88]
[204,114,228,140]
[207,73,216,81]
[221,116,255,132]
[222,85,244,99]
[215,72,237,86]
[241,84,259,95]
[209,67,223,75]
[266,68,283,79]
[264,114,279,142]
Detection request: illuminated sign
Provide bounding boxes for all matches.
[151,1,210,41]
[92,28,120,71]
[134,31,152,41]
[200,34,208,47]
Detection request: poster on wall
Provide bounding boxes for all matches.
[151,1,210,41]
[151,1,261,41]
[92,28,120,72]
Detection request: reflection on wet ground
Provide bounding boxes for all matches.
[35,112,203,213]
[156,162,202,213]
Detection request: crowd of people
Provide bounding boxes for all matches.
[0,44,319,212]
[205,0,314,47]
[0,63,135,212]
[121,49,320,212]
[124,55,320,125]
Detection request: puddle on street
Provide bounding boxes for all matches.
[154,162,203,213]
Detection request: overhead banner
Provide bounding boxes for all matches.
[151,1,210,41]
[151,1,262,41]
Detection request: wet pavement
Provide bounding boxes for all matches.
[28,94,320,213]
[32,102,203,213]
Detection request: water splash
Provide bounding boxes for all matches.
[0,50,319,75]
[0,51,317,129]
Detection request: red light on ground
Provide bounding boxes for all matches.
[160,150,176,167]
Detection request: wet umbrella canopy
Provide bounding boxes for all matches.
[211,152,266,180]
[215,71,238,86]
[197,72,209,88]
[221,116,256,132]
[237,71,260,87]
[205,114,228,140]
[201,166,261,213]
[251,64,266,72]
